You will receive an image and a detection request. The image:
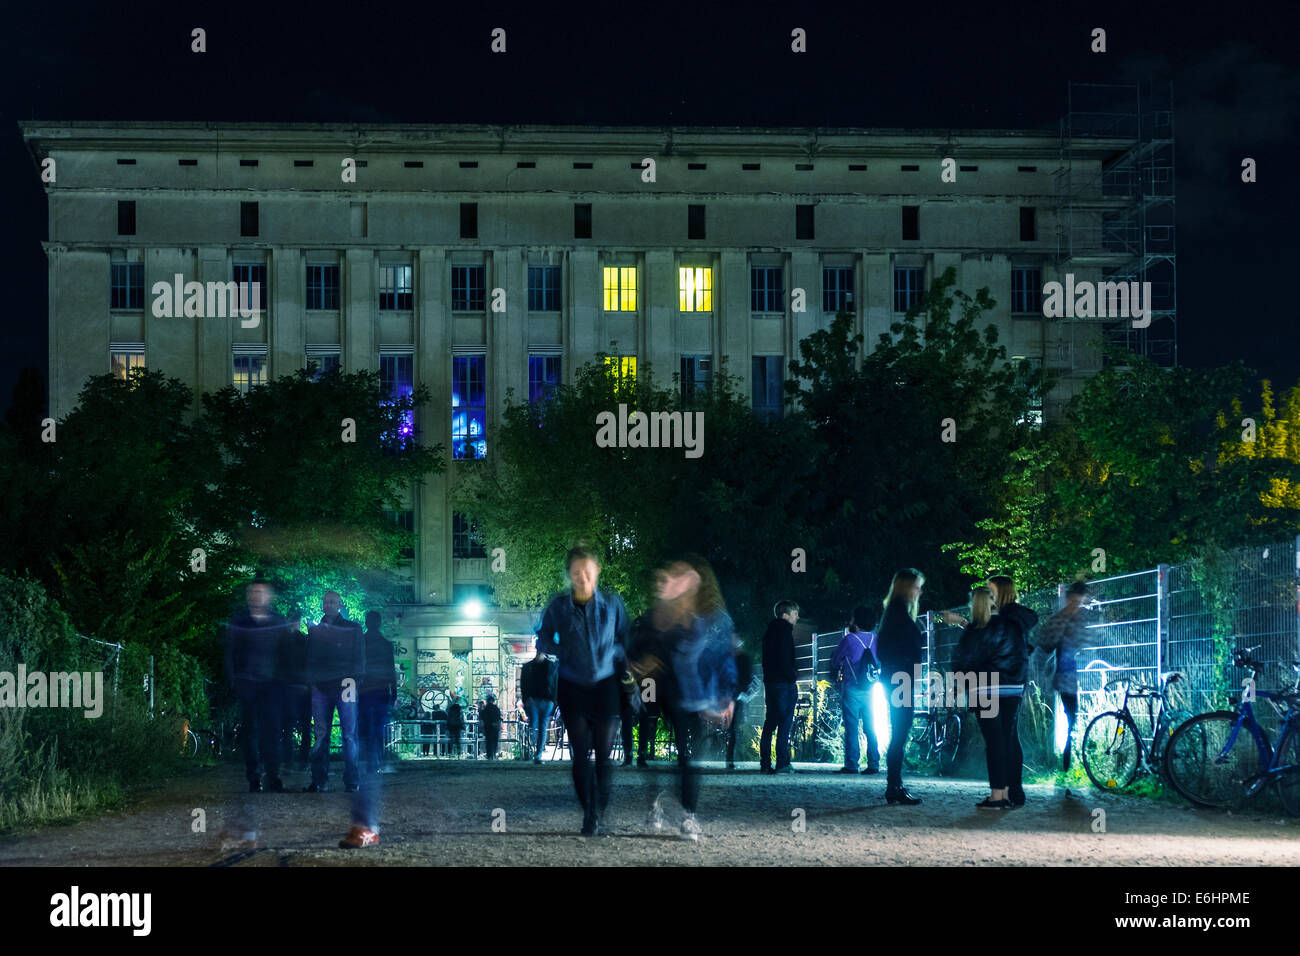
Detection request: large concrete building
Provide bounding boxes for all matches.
[20,116,1172,707]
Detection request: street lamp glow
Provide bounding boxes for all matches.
[463,597,484,620]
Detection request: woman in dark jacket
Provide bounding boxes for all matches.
[987,575,1034,806]
[958,585,1029,809]
[876,568,927,805]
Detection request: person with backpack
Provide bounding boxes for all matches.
[832,605,881,775]
[480,693,503,759]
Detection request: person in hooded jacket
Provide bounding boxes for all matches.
[876,568,927,805]
[957,585,1029,809]
[987,575,1036,806]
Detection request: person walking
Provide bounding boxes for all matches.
[1036,582,1091,772]
[534,544,632,836]
[876,569,927,805]
[447,695,465,758]
[340,609,395,848]
[225,579,290,796]
[304,591,365,793]
[724,635,754,770]
[832,605,881,775]
[520,643,559,763]
[759,601,799,774]
[279,611,313,772]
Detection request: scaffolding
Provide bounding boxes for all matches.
[1055,79,1177,367]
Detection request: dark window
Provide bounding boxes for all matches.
[1020,207,1037,242]
[795,163,814,171]
[117,201,136,236]
[688,204,706,240]
[742,163,761,171]
[681,355,712,403]
[451,266,486,311]
[404,160,424,168]
[1018,165,1038,172]
[517,161,536,168]
[849,163,868,171]
[1012,267,1043,314]
[233,263,268,312]
[460,203,478,239]
[751,267,784,312]
[901,164,920,172]
[452,512,487,559]
[240,201,259,237]
[796,204,815,240]
[752,356,784,423]
[823,267,855,312]
[459,161,478,168]
[528,266,562,311]
[116,158,136,166]
[452,355,487,459]
[110,263,144,310]
[178,159,198,166]
[239,159,258,167]
[959,164,979,172]
[902,206,919,241]
[894,267,924,312]
[306,264,340,310]
[573,161,593,169]
[294,160,314,167]
[574,203,592,239]
[528,355,562,404]
[688,162,707,170]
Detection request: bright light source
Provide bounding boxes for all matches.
[463,598,484,620]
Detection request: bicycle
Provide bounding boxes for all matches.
[910,683,962,777]
[1163,647,1300,813]
[179,717,223,759]
[1080,671,1186,791]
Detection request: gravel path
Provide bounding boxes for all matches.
[1,761,1297,866]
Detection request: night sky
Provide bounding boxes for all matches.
[3,0,1297,415]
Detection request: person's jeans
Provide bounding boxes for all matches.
[841,685,879,770]
[664,707,703,813]
[761,682,797,770]
[885,700,914,790]
[525,698,554,756]
[311,685,359,789]
[1060,691,1078,771]
[357,693,390,774]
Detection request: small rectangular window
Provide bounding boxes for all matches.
[404,160,424,168]
[116,158,136,166]
[902,205,919,241]
[574,203,592,239]
[901,164,920,172]
[459,161,478,168]
[894,267,924,312]
[178,159,198,166]
[849,163,868,171]
[796,204,815,240]
[573,161,593,169]
[795,163,814,171]
[1020,207,1037,242]
[959,164,979,172]
[117,201,136,236]
[460,203,478,239]
[742,163,761,171]
[688,204,706,240]
[110,263,144,310]
[239,159,258,167]
[688,162,707,170]
[517,161,536,168]
[1018,165,1038,172]
[294,160,314,167]
[240,201,259,237]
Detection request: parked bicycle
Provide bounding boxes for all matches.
[1163,646,1300,813]
[1080,671,1186,791]
[910,680,961,776]
[179,716,223,759]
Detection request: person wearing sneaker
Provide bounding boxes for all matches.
[520,642,558,763]
[225,578,291,796]
[305,591,365,793]
[988,575,1036,807]
[876,569,927,805]
[958,585,1029,810]
[832,605,881,775]
[760,600,800,774]
[534,543,632,836]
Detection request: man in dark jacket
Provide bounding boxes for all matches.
[305,591,365,793]
[760,600,799,774]
[358,610,396,775]
[480,693,503,759]
[279,612,312,771]
[520,643,559,763]
[447,696,465,757]
[225,579,290,794]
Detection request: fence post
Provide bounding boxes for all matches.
[1294,536,1300,659]
[1156,564,1170,680]
[925,611,935,709]
[810,631,819,735]
[148,654,155,717]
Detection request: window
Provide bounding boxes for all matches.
[379,265,413,310]
[604,356,637,398]
[681,355,712,403]
[1018,165,1038,173]
[894,266,924,312]
[240,201,259,237]
[110,263,144,310]
[117,201,136,236]
[796,204,815,240]
[751,267,784,312]
[1020,207,1037,242]
[901,164,920,172]
[823,266,855,312]
[574,203,592,239]
[960,164,979,172]
[528,354,561,404]
[306,264,340,310]
[308,353,340,381]
[452,355,487,459]
[1012,267,1043,314]
[902,205,919,241]
[233,263,267,312]
[752,356,783,423]
[528,266,561,311]
[110,350,144,380]
[451,265,486,311]
[795,163,814,171]
[386,509,416,560]
[233,353,268,393]
[381,354,415,444]
[1013,356,1045,427]
[742,163,761,171]
[452,512,487,559]
[688,204,706,240]
[602,266,637,311]
[679,266,712,312]
[688,162,707,170]
[460,203,478,239]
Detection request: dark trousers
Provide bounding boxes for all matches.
[236,680,282,785]
[640,710,660,758]
[448,728,462,756]
[557,676,620,825]
[842,685,879,770]
[885,699,914,790]
[976,695,1024,791]
[761,682,797,769]
[1060,691,1078,771]
[358,693,390,774]
[280,685,312,768]
[664,707,703,813]
[484,726,500,759]
[723,700,744,763]
[620,698,636,760]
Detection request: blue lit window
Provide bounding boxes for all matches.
[381,354,415,445]
[452,355,487,459]
[528,354,561,405]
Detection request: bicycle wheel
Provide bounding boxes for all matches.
[937,713,961,776]
[180,730,198,758]
[1081,712,1141,791]
[1273,724,1300,817]
[1164,711,1263,809]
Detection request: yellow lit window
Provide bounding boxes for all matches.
[603,355,637,391]
[110,351,145,381]
[603,267,637,311]
[679,267,712,312]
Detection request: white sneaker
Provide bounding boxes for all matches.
[680,813,702,842]
[646,800,665,832]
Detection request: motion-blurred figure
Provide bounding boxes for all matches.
[305,591,364,793]
[279,611,312,771]
[341,609,394,848]
[1035,581,1091,772]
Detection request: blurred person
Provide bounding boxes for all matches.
[723,635,753,770]
[225,579,289,795]
[1035,582,1091,772]
[534,544,631,836]
[447,695,465,757]
[305,591,364,793]
[520,641,559,764]
[987,574,1036,806]
[279,611,313,771]
[481,693,503,759]
[832,605,881,775]
[760,600,799,774]
[340,609,395,848]
[877,569,926,805]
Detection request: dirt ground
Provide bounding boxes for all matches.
[1,759,1297,866]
